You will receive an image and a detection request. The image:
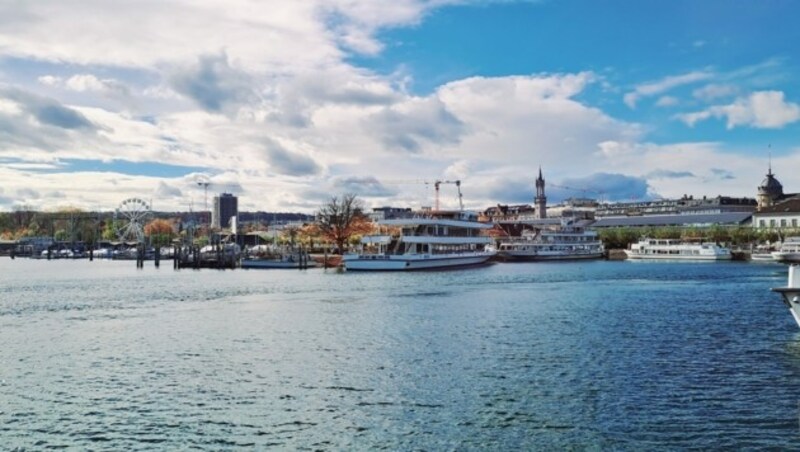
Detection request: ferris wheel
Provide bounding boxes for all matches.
[115,198,151,243]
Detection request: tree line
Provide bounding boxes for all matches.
[597,225,792,250]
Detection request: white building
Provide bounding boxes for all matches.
[752,197,800,230]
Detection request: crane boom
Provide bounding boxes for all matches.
[434,180,463,211]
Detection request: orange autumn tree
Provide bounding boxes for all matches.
[315,194,373,253]
[144,218,175,247]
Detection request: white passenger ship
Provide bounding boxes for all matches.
[497,221,605,261]
[771,237,800,263]
[343,210,496,271]
[625,238,732,260]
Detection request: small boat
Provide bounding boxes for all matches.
[750,244,778,262]
[497,219,604,261]
[343,210,496,271]
[771,265,800,328]
[771,237,800,263]
[624,238,732,261]
[241,245,315,269]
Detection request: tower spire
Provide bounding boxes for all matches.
[768,144,772,175]
[535,166,546,219]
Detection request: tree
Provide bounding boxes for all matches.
[315,194,372,253]
[281,225,300,246]
[144,218,175,247]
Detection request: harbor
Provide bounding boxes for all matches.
[2,257,800,449]
[3,0,800,449]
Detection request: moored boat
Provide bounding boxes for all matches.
[241,245,315,269]
[749,244,779,262]
[624,238,732,261]
[343,210,496,271]
[497,220,604,261]
[771,237,800,263]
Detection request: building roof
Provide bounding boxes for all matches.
[496,218,562,226]
[754,196,800,215]
[759,170,783,195]
[591,212,752,228]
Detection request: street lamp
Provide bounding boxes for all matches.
[197,181,210,225]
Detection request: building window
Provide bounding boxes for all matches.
[794,219,798,228]
[759,219,766,227]
[781,219,787,228]
[770,219,776,228]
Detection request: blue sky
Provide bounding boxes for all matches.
[1,0,799,211]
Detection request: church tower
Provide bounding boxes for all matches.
[757,160,783,210]
[535,167,547,219]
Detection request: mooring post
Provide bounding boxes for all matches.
[154,246,160,268]
[89,245,93,262]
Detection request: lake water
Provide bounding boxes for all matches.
[1,258,799,449]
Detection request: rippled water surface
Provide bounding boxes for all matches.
[2,258,800,449]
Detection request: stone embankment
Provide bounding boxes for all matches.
[606,249,628,260]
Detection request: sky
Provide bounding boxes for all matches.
[1,0,800,212]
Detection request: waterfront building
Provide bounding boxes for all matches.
[212,193,238,229]
[757,164,784,209]
[369,206,413,222]
[595,195,755,217]
[547,198,598,220]
[592,212,753,228]
[751,161,800,229]
[480,204,536,222]
[752,197,800,230]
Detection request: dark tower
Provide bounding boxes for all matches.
[535,167,547,219]
[212,193,239,229]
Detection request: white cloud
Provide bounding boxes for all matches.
[655,96,679,107]
[37,75,62,86]
[0,2,797,212]
[65,74,129,96]
[624,71,713,108]
[692,83,737,102]
[676,90,800,129]
[592,140,795,200]
[37,73,130,98]
[0,1,448,72]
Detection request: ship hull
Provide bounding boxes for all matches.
[499,251,604,261]
[772,252,800,263]
[343,252,494,271]
[624,251,732,261]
